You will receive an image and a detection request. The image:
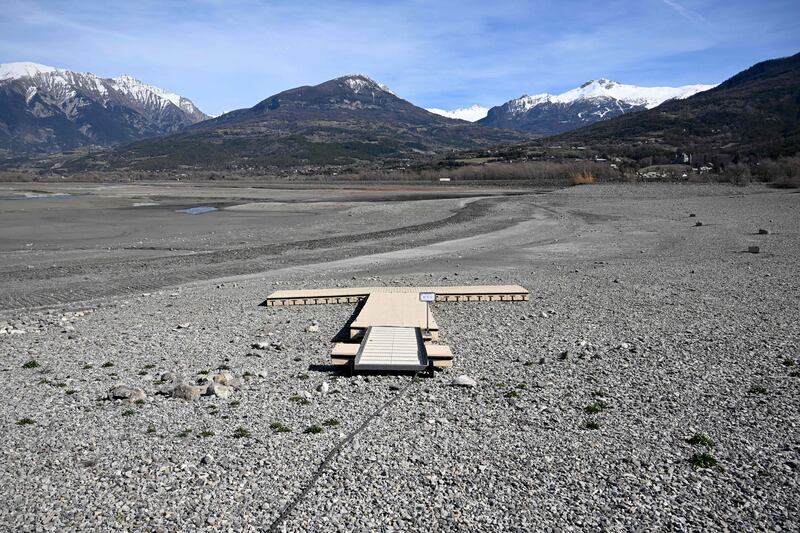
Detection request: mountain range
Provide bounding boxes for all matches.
[2,52,797,170]
[0,62,208,153]
[477,79,714,135]
[64,74,527,171]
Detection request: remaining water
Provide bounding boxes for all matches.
[0,193,74,201]
[176,206,218,215]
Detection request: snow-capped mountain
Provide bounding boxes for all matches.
[427,104,489,122]
[0,62,208,153]
[479,79,715,135]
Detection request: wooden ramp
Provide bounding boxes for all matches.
[354,327,427,372]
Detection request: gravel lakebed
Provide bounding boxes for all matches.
[1,184,798,531]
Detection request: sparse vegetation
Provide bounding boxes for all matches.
[749,385,768,395]
[584,419,600,430]
[22,359,39,369]
[687,433,715,448]
[689,452,718,469]
[504,390,520,398]
[322,418,340,427]
[16,417,35,425]
[101,361,114,368]
[232,427,251,438]
[229,400,241,407]
[782,358,796,367]
[146,425,156,434]
[121,409,136,417]
[572,170,596,185]
[270,422,292,433]
[289,394,311,405]
[303,425,324,434]
[199,430,215,438]
[585,400,609,414]
[177,429,193,438]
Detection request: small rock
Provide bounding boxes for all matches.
[171,383,204,401]
[451,375,477,388]
[748,246,760,254]
[758,228,770,235]
[252,342,270,350]
[306,324,320,333]
[160,372,177,383]
[208,383,233,399]
[317,382,330,395]
[540,311,549,318]
[695,221,703,227]
[200,454,214,466]
[176,323,191,329]
[108,385,146,403]
[212,371,234,385]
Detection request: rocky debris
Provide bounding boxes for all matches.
[451,375,477,388]
[1,184,797,532]
[758,228,770,235]
[252,339,283,351]
[107,384,146,403]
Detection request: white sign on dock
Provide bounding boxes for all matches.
[419,292,436,302]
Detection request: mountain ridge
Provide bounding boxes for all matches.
[0,62,208,153]
[479,79,715,135]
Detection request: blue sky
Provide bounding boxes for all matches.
[2,0,798,115]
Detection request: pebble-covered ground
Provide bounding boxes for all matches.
[1,183,798,531]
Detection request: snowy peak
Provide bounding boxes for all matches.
[479,78,717,136]
[0,61,59,80]
[509,79,716,113]
[427,104,489,122]
[336,74,396,96]
[556,79,714,109]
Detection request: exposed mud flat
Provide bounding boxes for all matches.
[0,182,798,531]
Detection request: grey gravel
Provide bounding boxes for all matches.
[0,183,798,532]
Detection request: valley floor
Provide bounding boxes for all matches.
[0,182,798,531]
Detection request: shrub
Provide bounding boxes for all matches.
[270,422,292,433]
[322,419,340,427]
[232,427,251,438]
[16,417,35,425]
[584,419,600,430]
[585,400,609,414]
[687,433,715,448]
[689,452,718,469]
[572,170,596,185]
[303,425,324,434]
[22,360,39,369]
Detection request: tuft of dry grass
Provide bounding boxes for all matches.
[572,170,596,185]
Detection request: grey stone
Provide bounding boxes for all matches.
[171,382,204,401]
[451,375,477,388]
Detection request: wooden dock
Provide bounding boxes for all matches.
[262,285,529,373]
